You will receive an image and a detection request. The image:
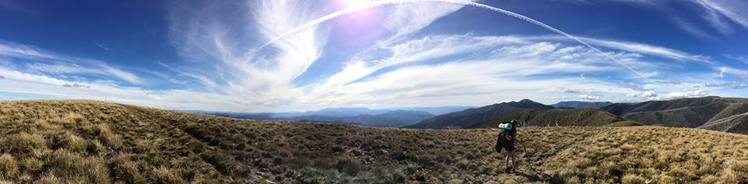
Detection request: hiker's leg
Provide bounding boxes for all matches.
[504,151,510,168]
[508,151,515,168]
[510,151,517,171]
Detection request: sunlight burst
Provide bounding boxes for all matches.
[339,0,371,9]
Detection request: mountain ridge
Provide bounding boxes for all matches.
[407,99,555,128]
[601,96,748,133]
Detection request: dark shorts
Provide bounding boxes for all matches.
[497,141,515,152]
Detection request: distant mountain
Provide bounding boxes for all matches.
[406,99,554,128]
[209,112,275,120]
[552,101,613,109]
[470,108,628,128]
[261,106,467,118]
[287,110,434,127]
[398,106,473,115]
[210,110,434,127]
[271,107,386,118]
[602,96,748,133]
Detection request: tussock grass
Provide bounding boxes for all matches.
[1,100,747,183]
[1,132,45,154]
[152,166,185,184]
[0,154,18,180]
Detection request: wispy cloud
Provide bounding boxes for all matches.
[697,0,748,31]
[534,35,712,63]
[609,0,748,38]
[2,0,743,111]
[381,1,473,43]
[724,54,748,64]
[0,41,143,84]
[295,33,723,107]
[718,66,748,78]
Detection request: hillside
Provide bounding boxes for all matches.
[407,99,553,128]
[602,96,748,133]
[470,108,629,128]
[1,100,748,183]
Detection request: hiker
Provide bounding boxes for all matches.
[495,120,523,173]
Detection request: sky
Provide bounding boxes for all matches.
[0,0,746,112]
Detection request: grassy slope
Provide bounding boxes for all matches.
[0,100,747,183]
[470,108,626,128]
[604,96,748,131]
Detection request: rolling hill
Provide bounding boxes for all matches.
[602,96,748,133]
[407,99,631,129]
[406,99,554,128]
[469,108,634,128]
[1,100,748,183]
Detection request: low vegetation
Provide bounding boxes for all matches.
[1,100,747,183]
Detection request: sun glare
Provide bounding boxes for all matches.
[340,0,370,9]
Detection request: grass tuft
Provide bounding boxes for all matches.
[0,154,18,180]
[1,132,46,154]
[152,166,185,184]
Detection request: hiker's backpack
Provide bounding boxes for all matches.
[495,122,516,152]
[498,122,513,130]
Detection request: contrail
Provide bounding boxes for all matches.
[257,0,647,78]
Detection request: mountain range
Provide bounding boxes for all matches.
[408,96,748,133]
[407,99,626,128]
[602,96,748,133]
[205,107,471,127]
[282,110,435,127]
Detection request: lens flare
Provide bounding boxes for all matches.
[339,0,371,9]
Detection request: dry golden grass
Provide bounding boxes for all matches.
[0,100,747,183]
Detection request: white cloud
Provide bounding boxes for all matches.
[724,54,748,64]
[697,0,748,31]
[166,0,332,107]
[4,1,741,112]
[717,66,748,78]
[0,65,250,111]
[662,88,709,99]
[578,95,601,100]
[535,35,712,63]
[629,90,658,98]
[381,1,472,44]
[0,41,143,84]
[296,33,719,108]
[608,0,748,37]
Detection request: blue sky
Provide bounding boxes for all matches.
[0,0,746,112]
